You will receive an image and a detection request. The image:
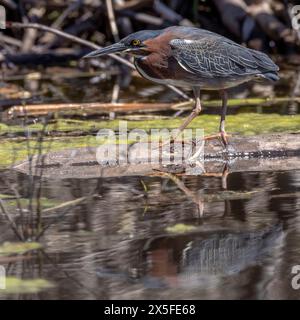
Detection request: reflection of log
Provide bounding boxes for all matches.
[12,133,300,179]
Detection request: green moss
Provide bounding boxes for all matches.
[3,277,54,294]
[37,113,300,135]
[166,223,196,234]
[1,114,300,136]
[0,194,15,200]
[0,113,299,167]
[0,123,8,131]
[0,242,42,255]
[0,135,98,167]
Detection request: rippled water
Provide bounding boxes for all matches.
[0,168,299,299]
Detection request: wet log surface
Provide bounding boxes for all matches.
[12,133,300,179]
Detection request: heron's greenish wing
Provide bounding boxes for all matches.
[169,37,278,78]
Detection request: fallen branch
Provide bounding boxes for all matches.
[5,102,173,117]
[5,96,300,117]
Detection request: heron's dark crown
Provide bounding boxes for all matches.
[119,30,164,47]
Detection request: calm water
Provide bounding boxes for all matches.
[0,67,300,299]
[0,168,300,299]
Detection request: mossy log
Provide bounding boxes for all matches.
[12,133,300,179]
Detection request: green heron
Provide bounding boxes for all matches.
[84,26,279,147]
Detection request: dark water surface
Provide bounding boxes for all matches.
[0,67,300,299]
[0,168,299,299]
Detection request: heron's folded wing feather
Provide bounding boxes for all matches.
[170,37,278,78]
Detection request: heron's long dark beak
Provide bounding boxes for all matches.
[83,43,127,59]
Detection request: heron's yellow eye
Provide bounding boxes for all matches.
[131,39,141,46]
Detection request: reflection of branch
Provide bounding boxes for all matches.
[158,172,204,217]
[0,198,23,241]
[1,113,101,242]
[156,166,231,217]
[8,184,25,237]
[36,195,98,240]
[42,197,91,214]
[34,118,51,234]
[8,22,189,100]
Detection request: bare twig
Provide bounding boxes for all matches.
[21,7,45,52]
[0,34,26,48]
[120,10,163,26]
[106,0,120,42]
[51,0,83,30]
[41,0,83,48]
[115,0,153,11]
[8,22,133,68]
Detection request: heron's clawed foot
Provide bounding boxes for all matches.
[204,131,231,143]
[204,131,234,153]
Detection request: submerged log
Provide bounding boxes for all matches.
[5,102,173,116]
[12,133,300,179]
